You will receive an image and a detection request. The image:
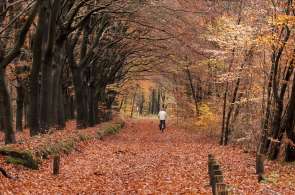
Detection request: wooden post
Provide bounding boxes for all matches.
[210,163,219,186]
[207,155,231,195]
[208,154,214,174]
[208,155,215,182]
[216,183,229,195]
[256,153,264,182]
[53,155,60,175]
[212,170,222,195]
[213,175,224,195]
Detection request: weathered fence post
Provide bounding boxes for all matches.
[208,154,231,195]
[216,183,229,195]
[212,169,222,195]
[213,174,224,195]
[256,153,264,182]
[210,163,220,186]
[53,155,60,175]
[208,154,214,174]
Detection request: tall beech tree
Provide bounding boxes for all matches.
[0,0,40,143]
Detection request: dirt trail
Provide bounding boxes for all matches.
[1,119,295,194]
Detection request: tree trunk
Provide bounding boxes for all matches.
[139,93,144,115]
[268,57,294,160]
[220,84,228,145]
[16,85,24,131]
[0,106,3,131]
[259,66,274,154]
[87,86,95,127]
[281,73,295,161]
[119,96,125,111]
[51,45,65,128]
[96,90,105,123]
[57,85,65,129]
[157,88,161,113]
[70,96,75,119]
[223,50,252,145]
[220,48,236,145]
[30,2,46,136]
[0,69,16,144]
[151,89,155,114]
[268,101,284,160]
[64,92,70,121]
[185,67,198,115]
[94,97,100,123]
[224,78,241,145]
[40,0,60,131]
[24,94,30,128]
[130,92,136,118]
[72,69,87,128]
[0,0,39,140]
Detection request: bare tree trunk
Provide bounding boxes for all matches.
[87,86,96,126]
[268,51,293,160]
[224,78,241,145]
[119,95,126,111]
[16,85,24,131]
[0,106,3,131]
[40,0,60,131]
[157,88,161,113]
[222,49,253,145]
[130,89,137,118]
[282,73,295,161]
[220,85,228,145]
[139,93,145,115]
[220,1,244,145]
[220,48,236,145]
[185,66,198,115]
[72,70,87,128]
[30,2,46,136]
[0,69,16,144]
[57,85,65,129]
[0,1,39,141]
[259,65,274,154]
[24,94,30,128]
[51,45,65,128]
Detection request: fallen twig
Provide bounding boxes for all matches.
[0,166,16,179]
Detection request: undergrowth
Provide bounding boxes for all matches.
[0,121,125,169]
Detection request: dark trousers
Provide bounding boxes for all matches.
[159,120,166,131]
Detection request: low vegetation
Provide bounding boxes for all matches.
[0,119,124,169]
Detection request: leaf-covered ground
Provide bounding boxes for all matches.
[1,119,295,194]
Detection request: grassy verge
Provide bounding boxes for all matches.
[0,120,124,169]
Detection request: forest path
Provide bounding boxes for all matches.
[1,119,294,194]
[0,119,213,194]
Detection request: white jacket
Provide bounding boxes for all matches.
[158,111,167,120]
